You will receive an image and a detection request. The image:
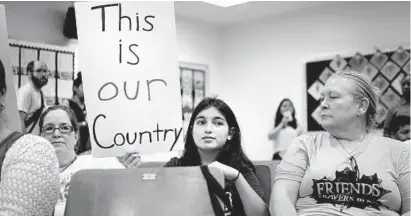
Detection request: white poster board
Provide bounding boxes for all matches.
[0,5,21,132]
[75,2,183,157]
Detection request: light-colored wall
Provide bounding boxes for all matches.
[0,5,20,132]
[175,15,223,96]
[1,1,409,161]
[218,1,410,160]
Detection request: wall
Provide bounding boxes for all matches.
[0,5,20,132]
[1,1,409,161]
[0,2,223,160]
[0,1,73,47]
[218,1,410,160]
[0,1,223,93]
[175,14,223,96]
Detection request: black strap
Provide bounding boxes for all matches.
[25,91,44,133]
[0,132,24,179]
[200,166,232,216]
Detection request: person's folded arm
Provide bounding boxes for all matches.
[269,136,310,216]
[234,169,270,216]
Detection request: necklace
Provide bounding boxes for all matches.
[333,132,367,212]
[60,156,77,173]
[334,132,368,157]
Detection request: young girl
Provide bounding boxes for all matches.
[268,98,303,160]
[164,97,269,216]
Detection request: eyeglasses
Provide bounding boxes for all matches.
[34,69,49,74]
[42,125,74,135]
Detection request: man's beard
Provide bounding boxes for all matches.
[31,76,48,89]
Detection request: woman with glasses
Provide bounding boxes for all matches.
[270,70,410,216]
[38,105,142,216]
[0,59,60,215]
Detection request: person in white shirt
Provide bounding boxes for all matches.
[268,98,303,160]
[17,60,48,134]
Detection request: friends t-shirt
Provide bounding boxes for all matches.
[274,132,410,216]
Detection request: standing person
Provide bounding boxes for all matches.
[0,59,60,215]
[17,60,48,134]
[268,98,303,160]
[62,72,90,154]
[164,97,269,216]
[270,70,410,216]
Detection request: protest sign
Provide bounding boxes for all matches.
[75,2,183,157]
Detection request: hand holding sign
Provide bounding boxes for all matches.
[75,1,183,157]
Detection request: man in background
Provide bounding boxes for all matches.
[63,72,91,154]
[384,74,410,138]
[17,60,48,134]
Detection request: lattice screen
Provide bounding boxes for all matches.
[306,47,410,131]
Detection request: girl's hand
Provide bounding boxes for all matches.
[117,151,142,168]
[208,161,240,181]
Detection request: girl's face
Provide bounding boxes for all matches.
[280,100,294,115]
[192,107,230,152]
[393,125,410,142]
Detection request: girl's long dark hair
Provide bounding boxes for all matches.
[274,98,297,129]
[179,97,256,173]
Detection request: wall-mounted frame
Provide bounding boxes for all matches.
[179,62,209,134]
[8,39,75,106]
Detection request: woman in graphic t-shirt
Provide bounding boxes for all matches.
[268,98,303,160]
[270,70,410,216]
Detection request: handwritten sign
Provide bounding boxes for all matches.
[75,2,183,157]
[0,5,21,132]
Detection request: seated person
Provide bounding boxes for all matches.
[38,105,141,216]
[164,97,269,216]
[270,70,410,216]
[384,74,410,138]
[387,113,410,142]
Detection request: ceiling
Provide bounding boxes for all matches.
[174,1,330,27]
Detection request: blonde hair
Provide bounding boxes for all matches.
[330,70,381,129]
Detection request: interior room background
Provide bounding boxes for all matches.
[0,1,409,160]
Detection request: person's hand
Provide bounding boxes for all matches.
[208,161,240,181]
[117,152,142,168]
[281,116,290,128]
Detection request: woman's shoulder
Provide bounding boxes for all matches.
[369,135,409,157]
[163,157,181,167]
[293,131,329,147]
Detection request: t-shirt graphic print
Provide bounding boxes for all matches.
[311,162,391,211]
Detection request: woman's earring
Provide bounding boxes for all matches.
[227,136,232,141]
[0,103,5,112]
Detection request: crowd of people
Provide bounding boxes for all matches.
[0,59,409,216]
